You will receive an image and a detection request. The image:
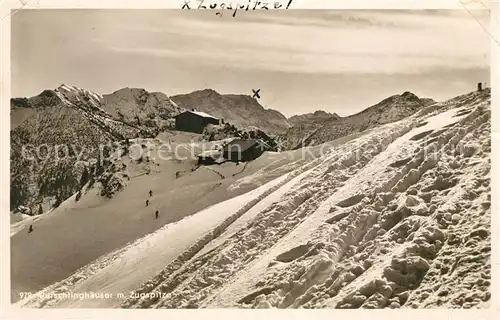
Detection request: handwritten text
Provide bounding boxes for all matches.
[182,0,295,17]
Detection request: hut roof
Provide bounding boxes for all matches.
[175,110,219,120]
[197,150,222,158]
[222,139,259,153]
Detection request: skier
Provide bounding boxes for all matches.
[149,190,153,197]
[28,225,33,234]
[146,199,149,207]
[155,210,159,219]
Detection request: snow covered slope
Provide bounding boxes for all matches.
[10,84,179,215]
[16,89,491,309]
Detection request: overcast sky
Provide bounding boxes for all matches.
[12,9,490,117]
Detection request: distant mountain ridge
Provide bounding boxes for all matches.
[288,110,340,126]
[11,86,292,139]
[170,89,291,135]
[282,110,342,149]
[280,91,436,149]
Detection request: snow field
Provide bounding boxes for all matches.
[16,90,491,309]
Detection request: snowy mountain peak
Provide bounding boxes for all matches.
[57,83,77,92]
[287,110,341,127]
[171,89,290,134]
[53,84,104,110]
[401,91,420,101]
[198,88,220,96]
[313,110,333,117]
[10,89,63,111]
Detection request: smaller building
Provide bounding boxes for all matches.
[222,139,264,163]
[174,109,220,134]
[197,150,223,165]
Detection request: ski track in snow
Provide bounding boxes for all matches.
[16,90,491,309]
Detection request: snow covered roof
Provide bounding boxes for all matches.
[191,110,219,119]
[222,139,259,153]
[175,110,220,120]
[197,150,222,158]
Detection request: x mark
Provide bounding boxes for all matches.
[252,88,261,99]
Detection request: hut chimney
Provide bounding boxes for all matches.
[477,82,483,91]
